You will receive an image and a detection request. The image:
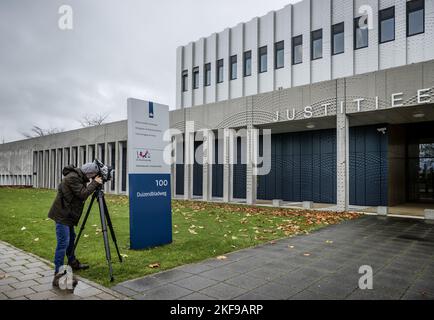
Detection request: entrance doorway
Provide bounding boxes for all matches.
[407,122,434,203]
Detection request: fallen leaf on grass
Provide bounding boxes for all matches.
[303,253,311,257]
[216,256,227,260]
[34,238,39,242]
[188,229,198,235]
[326,240,334,244]
[288,245,295,249]
[174,231,179,234]
[148,263,160,269]
[121,254,129,258]
[84,234,89,238]
[21,227,26,231]
[231,236,238,240]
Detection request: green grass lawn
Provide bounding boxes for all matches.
[0,187,359,287]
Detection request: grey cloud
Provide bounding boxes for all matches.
[0,0,297,143]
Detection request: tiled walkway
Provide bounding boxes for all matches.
[113,217,434,300]
[0,241,125,300]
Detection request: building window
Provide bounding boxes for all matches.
[311,29,323,60]
[243,51,252,77]
[182,70,188,92]
[204,63,211,87]
[379,7,395,43]
[292,35,303,65]
[332,22,345,55]
[230,55,237,80]
[354,16,369,49]
[407,0,424,37]
[193,67,199,89]
[274,41,284,69]
[216,59,224,83]
[258,46,267,73]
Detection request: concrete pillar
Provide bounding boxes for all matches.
[202,130,214,201]
[114,142,120,194]
[336,107,349,212]
[104,142,109,193]
[223,128,235,203]
[184,123,194,200]
[170,136,177,198]
[246,127,258,205]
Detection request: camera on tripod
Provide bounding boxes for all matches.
[74,159,122,282]
[94,159,114,183]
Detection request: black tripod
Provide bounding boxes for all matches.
[74,186,123,282]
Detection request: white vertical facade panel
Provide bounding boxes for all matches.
[193,38,205,106]
[332,0,354,78]
[379,0,407,69]
[204,33,217,104]
[259,12,275,93]
[292,0,311,87]
[311,0,332,83]
[354,0,379,75]
[176,47,183,111]
[274,5,292,90]
[182,43,193,108]
[217,29,230,102]
[408,0,434,63]
[244,18,259,97]
[230,23,244,99]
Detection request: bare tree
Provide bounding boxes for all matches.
[79,113,110,128]
[21,125,64,138]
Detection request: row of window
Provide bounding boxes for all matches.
[182,0,425,92]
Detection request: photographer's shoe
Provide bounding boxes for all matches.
[68,259,89,271]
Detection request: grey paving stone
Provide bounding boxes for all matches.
[224,274,268,291]
[26,290,58,300]
[34,276,54,285]
[21,267,45,275]
[179,292,215,300]
[31,283,54,292]
[252,282,301,300]
[0,277,19,286]
[244,267,286,281]
[74,287,103,298]
[0,284,13,293]
[152,269,192,283]
[401,290,434,300]
[234,291,275,300]
[96,292,118,300]
[5,287,36,299]
[11,279,39,289]
[289,289,335,300]
[308,279,358,299]
[111,285,138,297]
[122,276,166,293]
[177,263,214,275]
[173,275,218,291]
[0,293,6,300]
[200,283,246,300]
[199,267,241,282]
[135,284,192,300]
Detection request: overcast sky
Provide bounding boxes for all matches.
[0,0,298,143]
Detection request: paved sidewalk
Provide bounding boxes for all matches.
[113,216,434,300]
[0,241,125,300]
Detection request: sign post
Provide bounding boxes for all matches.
[127,98,172,250]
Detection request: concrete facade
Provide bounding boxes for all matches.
[176,0,434,109]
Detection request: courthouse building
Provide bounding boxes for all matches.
[1,0,434,216]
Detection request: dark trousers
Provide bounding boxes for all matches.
[54,223,76,273]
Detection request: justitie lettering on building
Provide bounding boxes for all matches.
[272,88,433,122]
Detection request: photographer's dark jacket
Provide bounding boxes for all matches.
[48,166,99,227]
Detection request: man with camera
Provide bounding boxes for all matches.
[48,162,103,288]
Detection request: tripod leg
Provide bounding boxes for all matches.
[74,192,97,253]
[101,196,123,263]
[97,191,115,282]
